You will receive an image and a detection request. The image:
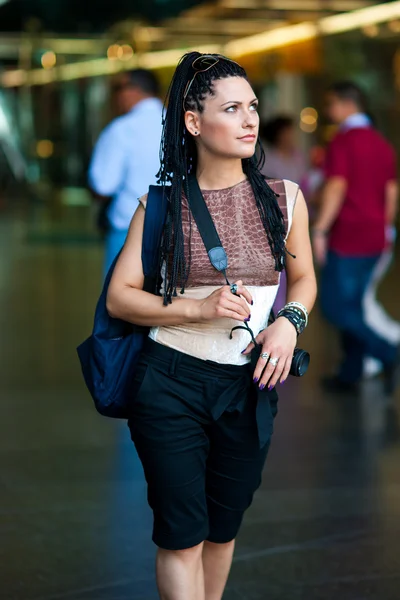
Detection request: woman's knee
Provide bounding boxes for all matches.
[204,539,235,552]
[158,542,204,564]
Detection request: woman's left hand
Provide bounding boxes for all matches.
[241,318,297,389]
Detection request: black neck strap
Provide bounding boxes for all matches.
[187,175,229,280]
[187,174,258,346]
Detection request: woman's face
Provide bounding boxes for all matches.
[185,77,259,160]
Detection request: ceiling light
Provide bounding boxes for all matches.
[319,2,400,35]
[362,24,379,37]
[225,22,317,57]
[121,45,134,61]
[300,107,318,125]
[36,140,54,158]
[221,0,371,9]
[300,121,317,133]
[1,69,27,87]
[41,51,56,69]
[107,45,121,60]
[226,1,400,58]
[138,45,221,69]
[388,19,400,32]
[3,1,400,87]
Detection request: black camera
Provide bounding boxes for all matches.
[290,347,310,377]
[251,344,310,378]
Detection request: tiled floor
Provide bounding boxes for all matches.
[1,203,400,600]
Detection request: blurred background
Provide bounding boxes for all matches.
[1,1,400,599]
[1,0,400,203]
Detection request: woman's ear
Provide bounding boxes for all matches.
[184,111,201,137]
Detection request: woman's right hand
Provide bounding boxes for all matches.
[197,280,253,323]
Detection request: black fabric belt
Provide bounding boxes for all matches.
[142,338,278,448]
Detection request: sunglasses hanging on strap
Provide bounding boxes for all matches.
[187,175,257,347]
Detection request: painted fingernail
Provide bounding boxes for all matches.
[269,385,274,391]
[259,384,265,391]
[251,300,254,306]
[244,316,251,322]
[280,380,285,385]
[241,349,247,354]
[253,377,259,383]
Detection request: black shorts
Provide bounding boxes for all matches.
[128,339,278,551]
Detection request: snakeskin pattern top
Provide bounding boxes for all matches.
[140,178,299,365]
[182,178,288,287]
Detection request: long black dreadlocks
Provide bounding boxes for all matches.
[157,51,287,305]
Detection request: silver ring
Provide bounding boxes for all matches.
[270,357,279,367]
[261,352,270,360]
[230,283,238,295]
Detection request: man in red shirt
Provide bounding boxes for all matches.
[313,81,398,393]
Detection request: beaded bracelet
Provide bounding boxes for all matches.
[274,301,309,335]
[276,308,306,336]
[283,302,309,327]
[281,306,304,320]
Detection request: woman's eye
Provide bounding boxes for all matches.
[250,104,258,111]
[225,105,237,112]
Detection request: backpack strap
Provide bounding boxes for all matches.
[142,185,169,291]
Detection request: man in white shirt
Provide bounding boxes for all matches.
[89,69,163,276]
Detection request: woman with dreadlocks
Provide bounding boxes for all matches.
[107,52,316,600]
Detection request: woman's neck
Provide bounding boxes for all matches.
[196,156,246,191]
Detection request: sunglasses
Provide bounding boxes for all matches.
[183,54,240,110]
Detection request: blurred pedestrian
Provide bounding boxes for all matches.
[89,69,163,276]
[261,115,307,184]
[313,81,399,394]
[363,226,400,377]
[261,115,308,312]
[300,145,326,222]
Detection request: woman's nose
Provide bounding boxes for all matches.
[243,119,256,130]
[243,112,257,128]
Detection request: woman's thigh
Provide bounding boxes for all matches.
[205,392,272,543]
[128,361,211,550]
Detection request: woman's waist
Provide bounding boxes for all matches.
[142,337,250,380]
[150,285,278,365]
[149,324,252,366]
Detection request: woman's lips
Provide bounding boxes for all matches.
[239,135,256,141]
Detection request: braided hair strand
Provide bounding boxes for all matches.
[157,52,287,305]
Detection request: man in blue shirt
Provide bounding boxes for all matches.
[89,69,163,276]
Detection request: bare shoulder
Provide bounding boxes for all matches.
[109,204,146,291]
[288,186,308,228]
[282,179,300,202]
[138,193,148,209]
[126,202,145,244]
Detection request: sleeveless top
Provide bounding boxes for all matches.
[140,178,299,365]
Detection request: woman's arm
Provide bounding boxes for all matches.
[106,204,252,326]
[243,189,317,388]
[285,189,317,312]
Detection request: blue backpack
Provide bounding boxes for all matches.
[77,186,169,418]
